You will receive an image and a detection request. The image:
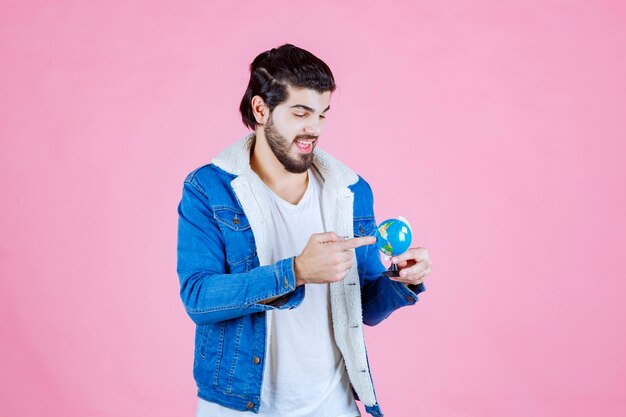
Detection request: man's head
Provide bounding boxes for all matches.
[239,44,336,173]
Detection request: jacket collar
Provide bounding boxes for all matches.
[211,132,359,188]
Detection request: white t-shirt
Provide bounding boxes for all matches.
[197,167,360,417]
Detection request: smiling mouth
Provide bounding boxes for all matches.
[294,139,316,153]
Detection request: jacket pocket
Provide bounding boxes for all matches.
[213,206,257,267]
[354,216,377,276]
[354,216,377,237]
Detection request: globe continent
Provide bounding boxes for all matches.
[374,218,412,256]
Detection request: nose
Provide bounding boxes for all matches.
[303,119,321,136]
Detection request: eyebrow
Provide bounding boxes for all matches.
[290,104,331,113]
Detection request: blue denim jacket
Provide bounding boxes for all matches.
[176,133,425,417]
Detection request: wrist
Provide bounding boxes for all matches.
[293,256,305,287]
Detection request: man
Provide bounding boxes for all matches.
[176,44,432,417]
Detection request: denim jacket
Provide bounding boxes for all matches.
[176,133,425,417]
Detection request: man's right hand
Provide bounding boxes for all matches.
[293,232,376,286]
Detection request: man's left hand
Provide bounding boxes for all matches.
[389,247,432,286]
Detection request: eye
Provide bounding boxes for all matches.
[320,114,326,119]
[294,113,306,118]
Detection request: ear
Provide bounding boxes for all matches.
[251,95,269,125]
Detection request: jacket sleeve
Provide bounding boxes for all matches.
[356,179,426,326]
[360,243,426,326]
[176,177,304,325]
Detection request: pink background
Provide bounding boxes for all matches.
[1,1,625,416]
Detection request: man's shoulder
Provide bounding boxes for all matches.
[183,163,236,196]
[184,133,254,188]
[349,173,373,197]
[347,173,376,219]
[184,162,235,181]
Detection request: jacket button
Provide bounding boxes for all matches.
[406,296,416,303]
[359,225,365,234]
[246,402,255,409]
[253,356,261,365]
[283,276,289,288]
[233,216,240,225]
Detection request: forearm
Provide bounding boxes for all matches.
[361,275,425,326]
[179,256,303,325]
[360,244,426,326]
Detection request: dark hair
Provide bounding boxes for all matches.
[239,43,336,130]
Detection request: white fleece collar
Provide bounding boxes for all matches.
[211,132,359,188]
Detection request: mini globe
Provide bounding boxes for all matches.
[374,218,412,256]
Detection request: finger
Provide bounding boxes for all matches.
[339,251,354,264]
[397,262,428,278]
[331,252,352,265]
[315,231,343,244]
[390,275,425,285]
[399,264,431,281]
[340,260,353,272]
[338,236,376,250]
[395,260,413,268]
[391,247,428,264]
[333,266,351,282]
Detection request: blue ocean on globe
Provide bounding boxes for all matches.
[374,218,412,256]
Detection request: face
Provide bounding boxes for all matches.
[263,86,331,174]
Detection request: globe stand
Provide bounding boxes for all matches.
[383,263,400,278]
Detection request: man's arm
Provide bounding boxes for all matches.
[176,179,304,325]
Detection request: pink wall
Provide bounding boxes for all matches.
[1,1,625,416]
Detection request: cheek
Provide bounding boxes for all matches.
[284,128,302,144]
[274,118,301,141]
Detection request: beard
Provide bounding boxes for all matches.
[264,112,316,174]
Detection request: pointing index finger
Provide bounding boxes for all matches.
[338,236,377,250]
